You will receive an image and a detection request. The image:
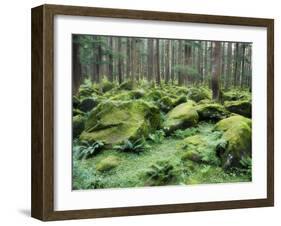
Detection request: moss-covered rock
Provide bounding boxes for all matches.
[101,79,115,93]
[80,100,160,145]
[146,89,164,101]
[163,101,198,133]
[109,91,132,101]
[214,115,252,168]
[187,87,211,102]
[181,134,221,165]
[173,95,187,107]
[73,115,86,138]
[222,90,251,102]
[158,96,175,112]
[119,80,134,90]
[196,103,229,121]
[73,108,85,116]
[73,96,80,109]
[131,89,145,99]
[224,100,251,117]
[96,156,121,172]
[78,97,99,112]
[110,89,145,101]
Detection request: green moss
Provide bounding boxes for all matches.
[222,89,251,102]
[214,116,252,168]
[143,160,176,186]
[80,100,160,145]
[78,97,99,112]
[187,87,211,102]
[96,156,121,172]
[73,108,85,116]
[131,89,145,99]
[181,133,222,165]
[146,89,164,101]
[109,91,132,101]
[173,95,187,107]
[101,79,115,93]
[224,100,251,117]
[119,80,135,90]
[163,101,198,133]
[73,115,85,138]
[73,96,80,108]
[196,103,229,121]
[158,96,174,112]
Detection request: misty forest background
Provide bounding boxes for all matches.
[72,35,252,190]
[72,35,252,96]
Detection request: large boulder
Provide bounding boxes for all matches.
[224,100,251,117]
[196,103,229,121]
[181,133,222,165]
[73,115,86,138]
[163,101,199,133]
[96,156,121,172]
[214,115,252,168]
[158,96,175,112]
[80,100,160,145]
[187,87,211,102]
[78,97,100,112]
[222,90,251,102]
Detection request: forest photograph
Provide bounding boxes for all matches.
[72,34,252,190]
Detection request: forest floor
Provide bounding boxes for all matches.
[73,122,250,190]
[72,79,252,190]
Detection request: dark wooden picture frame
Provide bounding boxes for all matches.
[31,4,274,221]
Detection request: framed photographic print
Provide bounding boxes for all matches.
[31,4,274,221]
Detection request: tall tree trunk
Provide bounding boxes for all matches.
[211,42,222,101]
[72,35,82,94]
[96,37,102,83]
[197,41,202,83]
[131,38,136,84]
[225,42,232,89]
[203,41,208,85]
[156,39,161,85]
[234,43,240,87]
[108,37,113,82]
[240,44,246,88]
[171,41,175,84]
[126,38,131,80]
[178,40,184,85]
[147,39,154,82]
[165,40,170,83]
[117,38,123,84]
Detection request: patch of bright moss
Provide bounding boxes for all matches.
[96,156,121,172]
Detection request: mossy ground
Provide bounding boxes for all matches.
[73,122,251,190]
[73,80,252,190]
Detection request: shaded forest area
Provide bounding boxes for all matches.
[72,35,252,96]
[72,35,252,190]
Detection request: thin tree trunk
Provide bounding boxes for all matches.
[225,42,232,89]
[165,40,170,83]
[72,35,82,94]
[117,38,123,84]
[156,39,161,85]
[211,41,222,101]
[108,37,113,82]
[147,39,154,82]
[178,40,184,85]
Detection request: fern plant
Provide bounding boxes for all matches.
[239,155,252,177]
[74,140,105,160]
[172,127,198,139]
[114,137,150,153]
[144,160,176,186]
[148,130,165,144]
